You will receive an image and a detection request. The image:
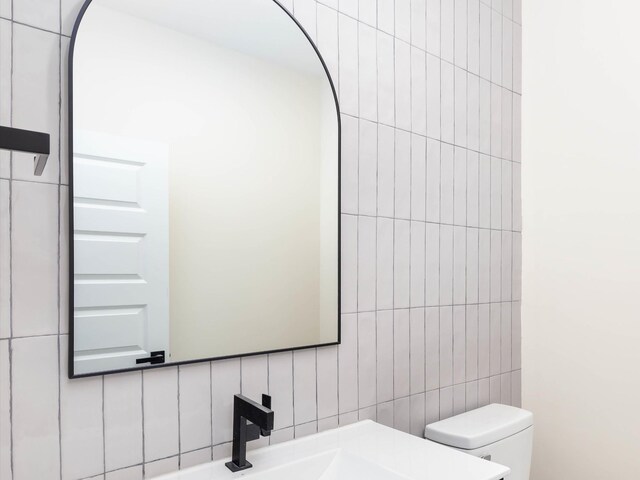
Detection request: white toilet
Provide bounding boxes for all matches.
[424,404,533,479]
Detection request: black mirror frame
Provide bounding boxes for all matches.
[67,0,341,379]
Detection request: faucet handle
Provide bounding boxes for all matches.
[261,394,271,409]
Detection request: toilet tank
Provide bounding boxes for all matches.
[424,404,533,480]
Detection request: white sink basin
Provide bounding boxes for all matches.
[152,420,509,480]
[241,449,411,480]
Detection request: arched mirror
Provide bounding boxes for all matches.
[68,0,340,377]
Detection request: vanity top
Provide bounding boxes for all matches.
[152,420,509,480]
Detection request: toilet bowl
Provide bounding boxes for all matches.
[425,404,533,480]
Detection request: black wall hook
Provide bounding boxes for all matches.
[0,125,50,176]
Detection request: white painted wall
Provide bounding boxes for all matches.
[73,5,338,361]
[523,1,640,477]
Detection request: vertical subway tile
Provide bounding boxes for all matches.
[453,306,466,385]
[395,0,411,43]
[489,303,501,376]
[341,114,358,214]
[502,159,513,229]
[295,0,316,40]
[411,48,427,135]
[453,383,466,415]
[409,308,426,394]
[479,78,491,155]
[501,373,512,405]
[468,0,480,74]
[513,306,522,372]
[316,346,338,419]
[211,358,240,445]
[377,32,395,126]
[466,227,479,304]
[394,40,411,131]
[12,336,60,480]
[513,93,521,163]
[179,363,212,453]
[478,377,490,407]
[478,153,491,228]
[14,0,60,32]
[502,17,513,90]
[426,0,441,56]
[359,119,377,216]
[491,9,502,85]
[426,223,441,306]
[378,0,395,35]
[378,124,395,217]
[512,232,522,301]
[478,304,491,379]
[426,55,441,140]
[338,14,358,115]
[270,427,294,446]
[377,217,394,310]
[502,89,513,161]
[358,312,377,408]
[60,337,104,480]
[376,401,394,428]
[393,396,411,433]
[143,368,179,462]
[454,0,468,68]
[358,215,376,311]
[439,225,454,306]
[12,24,60,183]
[478,228,491,303]
[453,147,467,225]
[479,3,491,80]
[394,219,411,309]
[513,23,522,94]
[512,370,522,407]
[439,386,454,420]
[358,406,377,422]
[425,307,440,391]
[466,380,479,410]
[410,221,426,307]
[317,415,339,433]
[376,310,394,403]
[104,372,143,472]
[490,83,502,158]
[180,448,212,469]
[145,457,179,478]
[453,226,466,304]
[440,143,454,224]
[490,375,501,404]
[512,161,522,230]
[411,0,426,48]
[411,135,427,222]
[341,214,358,313]
[490,156,502,229]
[410,393,426,436]
[501,231,512,301]
[360,0,377,26]
[501,302,512,373]
[441,61,455,144]
[440,0,454,62]
[359,24,378,122]
[426,390,440,424]
[62,0,87,36]
[467,74,480,153]
[426,138,441,223]
[393,309,410,398]
[293,349,317,424]
[395,129,411,219]
[465,305,479,381]
[338,314,358,413]
[439,306,453,388]
[269,352,294,429]
[11,181,59,337]
[490,230,502,302]
[338,0,358,17]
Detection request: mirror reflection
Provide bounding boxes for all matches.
[70,0,340,376]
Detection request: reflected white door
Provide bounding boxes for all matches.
[73,130,170,374]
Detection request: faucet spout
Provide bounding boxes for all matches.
[225,394,274,472]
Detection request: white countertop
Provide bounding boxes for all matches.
[152,420,510,480]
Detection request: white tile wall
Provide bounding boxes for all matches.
[0,0,522,478]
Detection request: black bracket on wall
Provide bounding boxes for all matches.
[0,125,50,176]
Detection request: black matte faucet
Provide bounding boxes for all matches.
[225,394,274,472]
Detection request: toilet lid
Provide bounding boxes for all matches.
[424,404,533,450]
